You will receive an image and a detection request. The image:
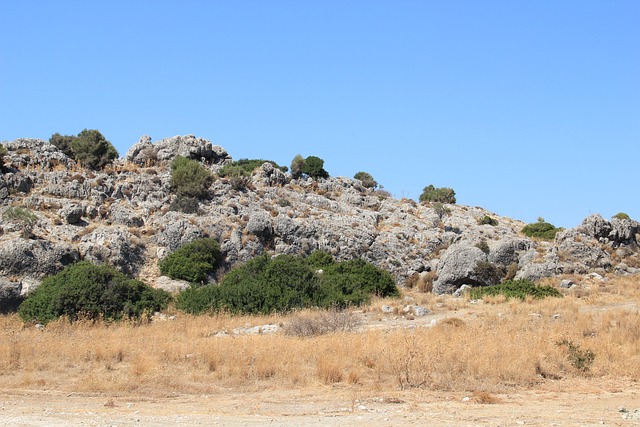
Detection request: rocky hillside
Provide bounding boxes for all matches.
[1,135,638,306]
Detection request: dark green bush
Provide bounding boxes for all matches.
[468,279,562,301]
[478,215,498,226]
[18,261,170,324]
[419,185,456,204]
[521,219,562,240]
[176,251,398,315]
[302,156,329,179]
[472,260,502,286]
[170,156,213,199]
[158,238,222,284]
[50,129,118,170]
[354,171,378,189]
[613,212,631,220]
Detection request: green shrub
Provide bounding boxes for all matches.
[49,133,76,158]
[354,171,378,189]
[521,218,562,240]
[302,156,329,179]
[613,212,631,220]
[176,251,398,315]
[170,156,213,199]
[50,129,118,170]
[419,184,456,204]
[478,215,498,226]
[468,279,562,301]
[18,261,170,324]
[218,158,287,178]
[3,206,38,238]
[158,237,222,284]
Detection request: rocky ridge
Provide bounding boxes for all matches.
[0,136,638,308]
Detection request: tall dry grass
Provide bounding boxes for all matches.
[1,275,638,396]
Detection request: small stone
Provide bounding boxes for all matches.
[559,279,575,289]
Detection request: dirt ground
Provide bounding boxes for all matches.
[1,378,639,426]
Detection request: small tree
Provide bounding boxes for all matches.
[419,184,456,204]
[432,202,451,221]
[290,154,306,179]
[302,156,329,179]
[3,207,38,239]
[354,171,378,189]
[521,218,562,241]
[70,129,119,170]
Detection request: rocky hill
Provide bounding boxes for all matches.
[1,135,638,307]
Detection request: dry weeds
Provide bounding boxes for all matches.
[0,275,638,397]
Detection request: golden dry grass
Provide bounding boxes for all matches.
[1,275,638,397]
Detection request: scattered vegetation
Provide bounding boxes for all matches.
[419,184,456,204]
[50,129,118,170]
[353,171,378,189]
[472,260,503,286]
[158,238,222,284]
[478,215,498,226]
[468,279,563,301]
[18,261,170,324]
[176,251,398,315]
[556,339,595,372]
[283,309,361,337]
[475,239,490,254]
[521,218,562,240]
[218,158,287,178]
[2,206,38,238]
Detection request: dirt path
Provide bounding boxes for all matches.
[2,380,639,426]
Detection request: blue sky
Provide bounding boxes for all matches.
[1,0,638,227]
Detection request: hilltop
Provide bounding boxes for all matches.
[0,135,638,308]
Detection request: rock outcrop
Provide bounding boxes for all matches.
[1,136,638,296]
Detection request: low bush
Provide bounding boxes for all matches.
[521,218,562,240]
[170,156,213,200]
[0,144,7,171]
[419,184,456,204]
[468,279,562,301]
[613,212,631,220]
[18,261,170,324]
[158,237,222,284]
[176,251,398,315]
[478,215,498,226]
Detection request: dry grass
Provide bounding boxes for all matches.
[1,275,639,397]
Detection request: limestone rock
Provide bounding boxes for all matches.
[0,238,79,279]
[58,204,84,224]
[0,278,22,313]
[79,226,144,275]
[433,243,488,294]
[155,276,191,293]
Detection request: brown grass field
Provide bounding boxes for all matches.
[1,275,639,425]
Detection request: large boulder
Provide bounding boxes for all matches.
[0,238,79,279]
[609,218,638,246]
[78,226,145,275]
[488,238,532,267]
[433,242,489,294]
[154,211,203,252]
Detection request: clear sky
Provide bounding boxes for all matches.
[1,0,638,227]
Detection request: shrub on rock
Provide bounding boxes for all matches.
[419,184,456,204]
[18,261,170,324]
[170,156,213,207]
[521,218,562,240]
[50,129,118,170]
